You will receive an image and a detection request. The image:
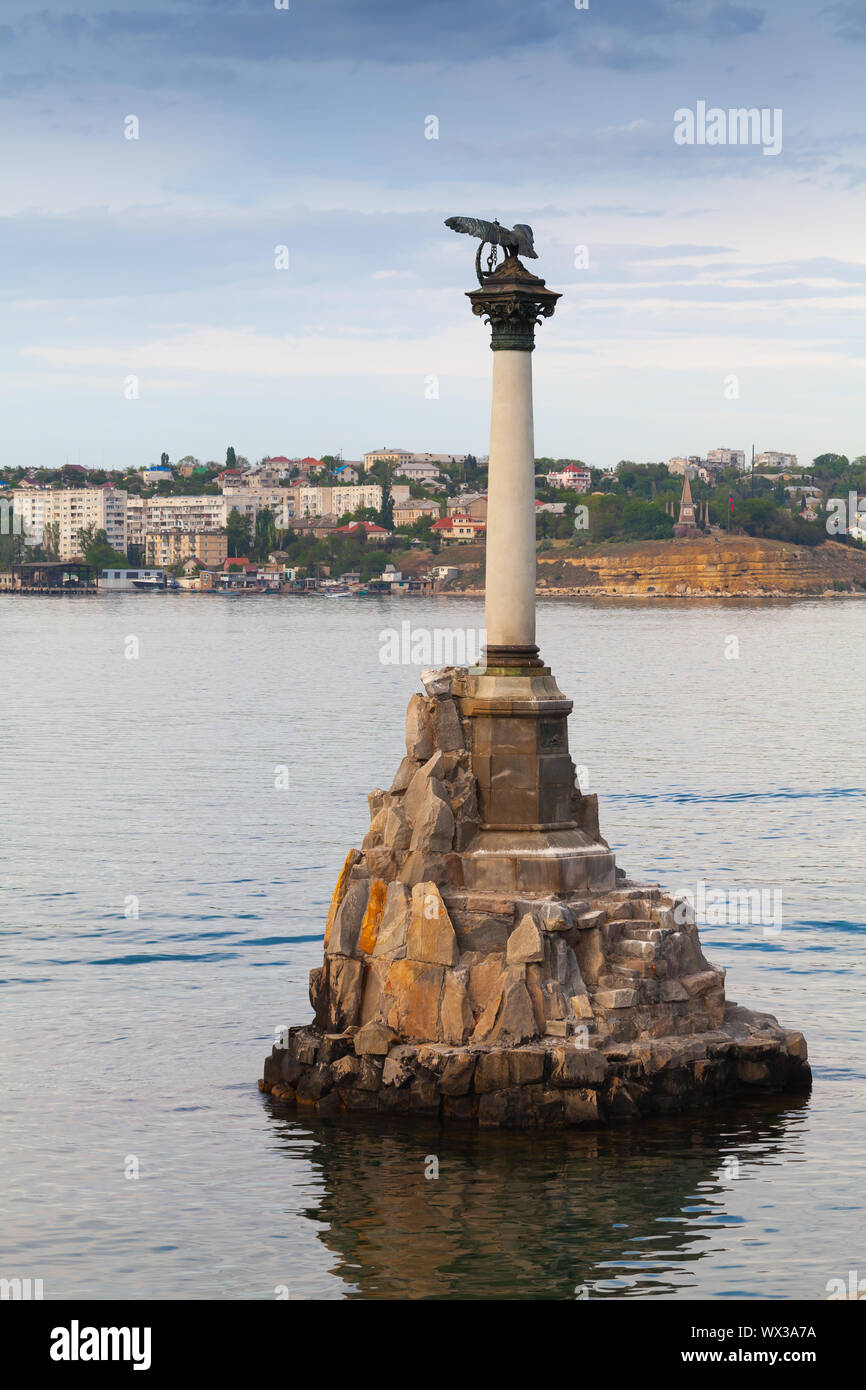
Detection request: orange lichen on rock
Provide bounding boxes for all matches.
[358,878,388,955]
[323,849,360,949]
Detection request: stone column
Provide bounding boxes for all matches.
[467,255,559,668]
[456,254,616,896]
[485,349,537,653]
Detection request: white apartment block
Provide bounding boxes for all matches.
[13,486,128,560]
[126,495,226,547]
[755,451,798,470]
[294,484,382,519]
[222,486,296,528]
[706,447,746,471]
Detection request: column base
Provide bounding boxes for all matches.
[460,827,616,896]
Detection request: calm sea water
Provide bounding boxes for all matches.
[0,593,863,1300]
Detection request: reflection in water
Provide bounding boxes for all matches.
[268,1096,811,1299]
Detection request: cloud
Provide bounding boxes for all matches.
[825,2,866,44]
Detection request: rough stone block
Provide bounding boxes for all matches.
[397,850,446,888]
[385,959,445,1040]
[407,882,459,965]
[441,967,473,1043]
[326,955,365,1031]
[331,1054,359,1084]
[383,1045,417,1087]
[323,848,361,949]
[550,1045,606,1088]
[563,1088,598,1125]
[328,879,370,957]
[403,751,447,822]
[384,805,412,851]
[433,697,464,752]
[439,1051,476,1096]
[506,913,545,965]
[406,693,434,761]
[409,781,455,853]
[595,988,637,1010]
[354,1019,397,1055]
[372,880,411,959]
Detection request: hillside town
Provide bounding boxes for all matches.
[1,443,864,594]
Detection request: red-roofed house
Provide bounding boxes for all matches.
[223,556,256,571]
[432,515,486,543]
[335,521,389,543]
[546,463,591,492]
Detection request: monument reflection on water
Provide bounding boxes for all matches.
[266,1096,810,1300]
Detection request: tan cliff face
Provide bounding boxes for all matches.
[535,537,866,597]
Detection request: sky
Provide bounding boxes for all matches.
[1,0,864,472]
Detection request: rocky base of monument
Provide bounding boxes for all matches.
[260,667,811,1127]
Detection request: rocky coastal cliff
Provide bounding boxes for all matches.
[441,536,866,598]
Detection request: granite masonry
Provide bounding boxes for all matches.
[259,665,811,1128]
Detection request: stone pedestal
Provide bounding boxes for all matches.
[457,664,615,895]
[259,667,811,1127]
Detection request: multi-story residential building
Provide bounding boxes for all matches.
[363,446,414,472]
[446,492,488,520]
[13,484,128,560]
[126,495,226,548]
[706,447,746,471]
[396,459,441,484]
[545,464,591,492]
[755,451,798,470]
[394,498,442,527]
[222,485,296,528]
[144,529,228,569]
[142,466,174,485]
[293,483,382,519]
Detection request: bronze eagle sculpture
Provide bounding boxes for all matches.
[444,216,538,260]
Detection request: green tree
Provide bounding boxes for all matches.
[378,464,395,530]
[225,507,252,557]
[77,526,129,569]
[225,446,237,470]
[252,507,277,560]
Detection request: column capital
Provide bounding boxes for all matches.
[466,255,561,351]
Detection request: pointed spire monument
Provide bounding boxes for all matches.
[674,471,700,538]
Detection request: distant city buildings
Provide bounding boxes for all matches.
[393,498,442,527]
[12,485,127,560]
[292,482,382,520]
[363,446,414,471]
[144,529,227,569]
[706,447,746,471]
[755,451,798,470]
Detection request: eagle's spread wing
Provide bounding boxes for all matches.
[512,223,538,259]
[444,216,502,243]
